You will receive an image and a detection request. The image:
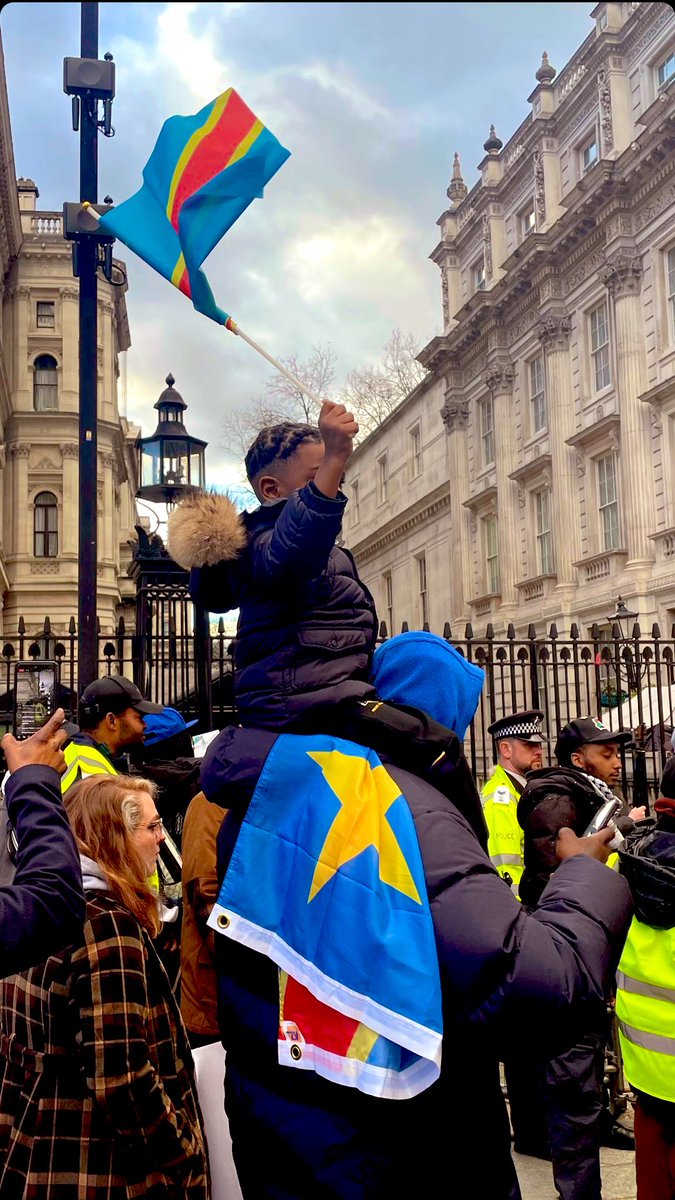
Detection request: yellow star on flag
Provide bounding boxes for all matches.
[306,749,422,905]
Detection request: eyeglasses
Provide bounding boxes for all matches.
[144,819,164,835]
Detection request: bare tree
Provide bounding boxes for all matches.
[342,328,427,439]
[222,345,337,459]
[222,329,426,459]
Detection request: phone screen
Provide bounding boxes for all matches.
[14,664,57,740]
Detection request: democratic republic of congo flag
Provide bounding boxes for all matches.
[99,89,290,325]
[208,734,443,1099]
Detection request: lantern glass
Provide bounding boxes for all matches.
[162,438,189,486]
[141,440,162,488]
[190,449,204,487]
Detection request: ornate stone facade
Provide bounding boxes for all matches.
[0,42,140,638]
[345,1,675,638]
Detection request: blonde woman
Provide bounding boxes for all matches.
[0,775,209,1199]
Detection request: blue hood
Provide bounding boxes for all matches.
[372,632,484,741]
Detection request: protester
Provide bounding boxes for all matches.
[200,718,632,1199]
[0,707,84,975]
[0,773,209,1199]
[168,408,486,840]
[62,675,163,793]
[518,716,639,1199]
[129,705,201,850]
[616,756,675,1200]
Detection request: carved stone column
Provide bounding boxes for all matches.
[60,443,79,555]
[441,382,471,619]
[485,362,518,610]
[9,443,30,556]
[602,253,654,568]
[537,312,578,589]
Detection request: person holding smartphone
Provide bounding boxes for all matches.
[0,708,85,976]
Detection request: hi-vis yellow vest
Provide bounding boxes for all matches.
[616,917,675,1103]
[61,740,117,795]
[480,764,524,896]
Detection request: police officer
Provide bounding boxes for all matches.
[61,676,163,793]
[481,710,547,897]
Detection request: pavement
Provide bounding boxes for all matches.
[515,1146,636,1199]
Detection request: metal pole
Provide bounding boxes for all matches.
[78,1,99,690]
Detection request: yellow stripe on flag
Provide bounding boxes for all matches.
[166,89,233,221]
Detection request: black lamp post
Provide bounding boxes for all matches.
[136,374,207,507]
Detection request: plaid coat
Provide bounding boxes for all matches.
[0,893,210,1199]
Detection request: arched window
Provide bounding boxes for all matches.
[34,492,58,558]
[33,354,58,411]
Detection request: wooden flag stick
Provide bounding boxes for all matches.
[224,318,323,406]
[81,202,324,409]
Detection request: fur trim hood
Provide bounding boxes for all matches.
[167,490,248,570]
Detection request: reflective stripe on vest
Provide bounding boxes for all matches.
[62,742,117,794]
[616,917,675,1103]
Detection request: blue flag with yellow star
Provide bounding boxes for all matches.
[208,734,442,1099]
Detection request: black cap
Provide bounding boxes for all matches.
[488,710,548,744]
[79,676,163,718]
[555,716,632,764]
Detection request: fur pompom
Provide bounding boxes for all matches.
[167,490,248,569]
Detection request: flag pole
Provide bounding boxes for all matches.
[224,319,323,406]
[81,202,325,409]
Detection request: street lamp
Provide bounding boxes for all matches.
[136,374,207,507]
[605,594,646,693]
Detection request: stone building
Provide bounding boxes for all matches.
[0,32,140,640]
[345,0,675,641]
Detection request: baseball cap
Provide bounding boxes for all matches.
[487,710,548,744]
[142,706,198,746]
[79,676,163,718]
[555,716,632,764]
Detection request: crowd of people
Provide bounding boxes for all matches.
[0,399,671,1198]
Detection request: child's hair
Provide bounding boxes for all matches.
[63,774,161,936]
[244,422,322,488]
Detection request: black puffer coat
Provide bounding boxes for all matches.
[168,486,378,730]
[517,766,634,908]
[203,727,633,1200]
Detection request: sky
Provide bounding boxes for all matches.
[1,1,596,491]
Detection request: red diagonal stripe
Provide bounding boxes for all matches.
[169,91,258,230]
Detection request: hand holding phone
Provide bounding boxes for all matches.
[581,797,624,850]
[13,661,58,741]
[2,707,68,775]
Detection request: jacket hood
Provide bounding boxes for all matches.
[80,854,109,893]
[517,765,602,827]
[167,490,248,570]
[371,632,484,741]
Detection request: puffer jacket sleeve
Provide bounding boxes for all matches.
[250,482,347,585]
[404,771,632,1059]
[0,765,84,973]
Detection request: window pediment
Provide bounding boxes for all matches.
[462,484,497,517]
[566,412,620,457]
[508,452,552,488]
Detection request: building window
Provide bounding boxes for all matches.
[520,203,536,241]
[657,50,675,89]
[597,453,620,550]
[33,354,58,411]
[484,516,499,594]
[34,492,58,558]
[417,554,429,627]
[581,135,598,173]
[667,247,675,341]
[598,9,608,31]
[529,354,547,433]
[589,302,611,392]
[377,455,388,505]
[409,425,421,478]
[36,301,55,328]
[535,488,554,575]
[382,571,393,634]
[479,396,495,467]
[351,478,360,523]
[474,260,486,293]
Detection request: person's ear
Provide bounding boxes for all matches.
[570,749,584,770]
[258,473,283,502]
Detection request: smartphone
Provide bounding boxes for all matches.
[13,661,58,741]
[582,798,622,838]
